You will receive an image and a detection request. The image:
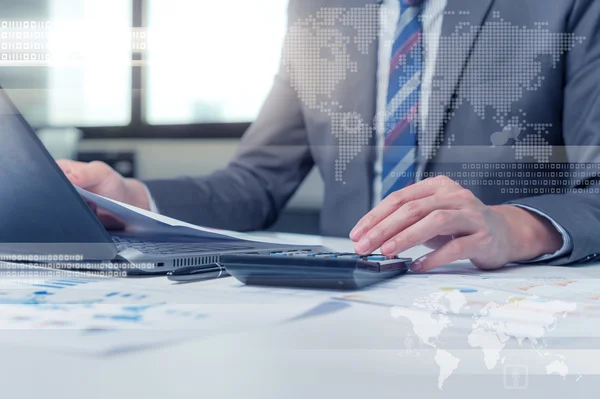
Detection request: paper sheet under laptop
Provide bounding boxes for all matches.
[0,266,341,355]
[75,187,287,244]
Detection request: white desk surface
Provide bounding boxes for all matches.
[1,233,600,399]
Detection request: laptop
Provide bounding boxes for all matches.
[0,87,320,274]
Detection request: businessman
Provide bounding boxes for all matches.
[58,0,600,272]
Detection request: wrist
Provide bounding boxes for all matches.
[491,205,563,262]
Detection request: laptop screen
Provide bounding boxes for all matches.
[0,87,117,260]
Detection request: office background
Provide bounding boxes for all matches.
[0,0,324,234]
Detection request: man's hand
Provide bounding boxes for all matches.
[350,176,563,272]
[56,160,151,211]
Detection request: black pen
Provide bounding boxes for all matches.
[167,264,229,282]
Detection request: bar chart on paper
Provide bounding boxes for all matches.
[0,268,328,355]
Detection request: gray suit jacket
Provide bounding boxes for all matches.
[146,0,600,265]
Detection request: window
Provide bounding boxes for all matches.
[47,0,132,127]
[0,0,49,126]
[2,0,289,133]
[145,0,288,125]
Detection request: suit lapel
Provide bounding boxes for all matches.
[421,0,495,164]
[325,0,381,211]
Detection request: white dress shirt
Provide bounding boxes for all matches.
[373,0,572,261]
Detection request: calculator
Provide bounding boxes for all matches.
[219,250,412,290]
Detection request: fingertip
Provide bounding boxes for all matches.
[56,159,73,174]
[66,171,87,188]
[381,241,396,255]
[354,243,368,256]
[410,261,423,273]
[349,226,365,241]
[410,256,428,273]
[355,235,373,254]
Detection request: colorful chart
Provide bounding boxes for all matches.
[440,287,478,294]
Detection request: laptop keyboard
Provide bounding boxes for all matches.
[111,236,253,255]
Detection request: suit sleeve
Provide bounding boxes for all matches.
[506,0,600,265]
[144,2,314,231]
[511,205,573,262]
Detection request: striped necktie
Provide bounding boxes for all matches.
[381,0,424,199]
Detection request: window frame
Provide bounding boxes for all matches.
[78,0,252,140]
